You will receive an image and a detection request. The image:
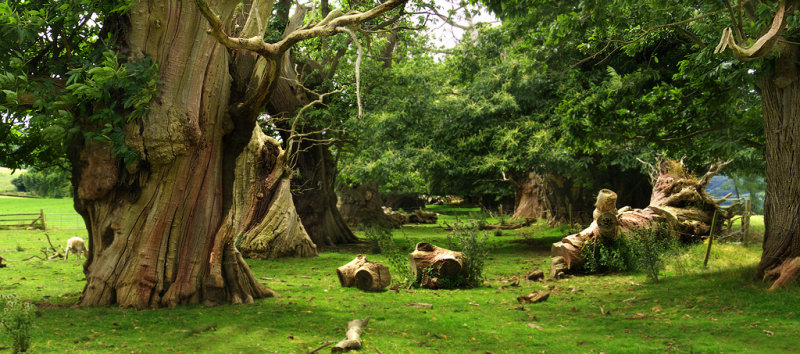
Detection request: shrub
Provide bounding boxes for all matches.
[362,224,413,286]
[446,218,493,287]
[581,237,635,274]
[626,225,679,282]
[581,224,679,282]
[361,224,394,254]
[10,176,26,192]
[18,167,71,198]
[0,294,35,353]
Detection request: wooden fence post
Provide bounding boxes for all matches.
[742,200,751,245]
[40,209,46,231]
[703,208,719,268]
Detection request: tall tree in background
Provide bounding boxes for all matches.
[0,0,405,308]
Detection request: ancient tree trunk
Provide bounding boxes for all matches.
[550,160,728,276]
[409,242,465,288]
[511,172,542,220]
[234,133,317,259]
[336,255,391,291]
[756,46,800,282]
[539,174,594,226]
[68,1,317,308]
[289,140,359,246]
[338,183,402,228]
[266,9,358,246]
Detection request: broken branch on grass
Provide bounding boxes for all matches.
[331,317,370,353]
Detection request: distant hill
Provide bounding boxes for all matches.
[705,175,765,212]
[0,167,25,192]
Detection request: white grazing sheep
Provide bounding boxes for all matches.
[65,237,87,260]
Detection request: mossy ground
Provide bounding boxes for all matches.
[0,197,794,353]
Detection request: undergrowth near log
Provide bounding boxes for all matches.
[582,224,680,282]
[445,218,494,287]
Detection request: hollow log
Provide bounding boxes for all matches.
[550,159,729,276]
[331,317,370,353]
[336,255,391,291]
[409,242,466,287]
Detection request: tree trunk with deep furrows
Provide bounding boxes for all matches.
[756,45,800,286]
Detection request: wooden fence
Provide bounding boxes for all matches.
[0,209,46,230]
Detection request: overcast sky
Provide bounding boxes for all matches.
[424,0,498,49]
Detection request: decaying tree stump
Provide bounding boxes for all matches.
[331,317,370,353]
[409,242,466,288]
[551,159,731,277]
[336,255,391,291]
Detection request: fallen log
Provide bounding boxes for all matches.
[550,159,730,276]
[409,242,466,288]
[441,218,535,231]
[336,255,391,291]
[408,209,438,224]
[331,317,370,353]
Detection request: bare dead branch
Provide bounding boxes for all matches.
[274,0,407,55]
[340,27,364,119]
[715,0,791,61]
[195,0,270,55]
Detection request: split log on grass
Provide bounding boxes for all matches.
[550,159,730,276]
[331,317,370,353]
[517,290,550,304]
[765,257,800,291]
[336,255,391,291]
[337,255,368,287]
[355,262,391,291]
[527,270,544,281]
[409,242,466,287]
[408,210,438,224]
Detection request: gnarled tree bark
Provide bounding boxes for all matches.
[756,44,800,285]
[68,0,405,308]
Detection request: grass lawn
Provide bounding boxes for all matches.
[0,199,796,353]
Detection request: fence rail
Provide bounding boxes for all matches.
[0,209,46,230]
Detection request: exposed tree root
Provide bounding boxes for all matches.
[765,257,800,291]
